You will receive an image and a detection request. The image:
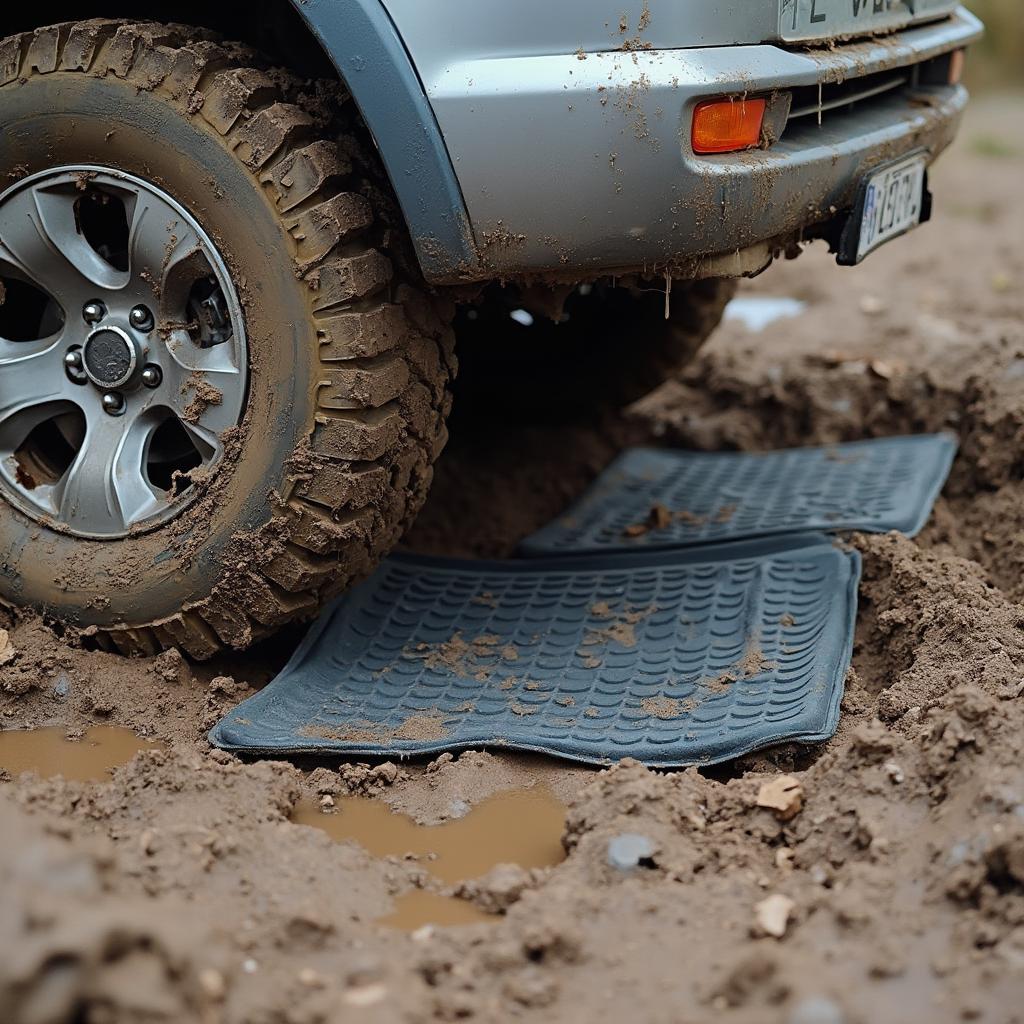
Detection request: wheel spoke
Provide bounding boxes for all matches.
[178,418,224,462]
[162,327,243,376]
[0,336,75,430]
[129,192,202,291]
[0,185,126,301]
[150,354,240,438]
[53,409,164,534]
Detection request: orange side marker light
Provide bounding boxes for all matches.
[692,97,767,155]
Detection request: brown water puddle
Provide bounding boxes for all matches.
[294,784,566,931]
[0,726,163,782]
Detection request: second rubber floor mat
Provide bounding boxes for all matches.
[210,535,861,768]
[518,433,957,557]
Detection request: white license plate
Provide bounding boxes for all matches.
[855,154,927,261]
[780,0,956,42]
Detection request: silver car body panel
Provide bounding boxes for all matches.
[375,3,980,279]
[383,0,962,63]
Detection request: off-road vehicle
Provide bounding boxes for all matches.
[0,2,982,656]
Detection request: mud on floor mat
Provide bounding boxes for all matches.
[211,536,860,768]
[518,434,956,557]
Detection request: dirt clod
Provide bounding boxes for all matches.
[757,775,805,821]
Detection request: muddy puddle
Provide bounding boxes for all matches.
[724,295,807,332]
[294,784,566,930]
[0,726,163,782]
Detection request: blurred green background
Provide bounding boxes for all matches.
[965,0,1024,89]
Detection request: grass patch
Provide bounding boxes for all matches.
[970,134,1020,159]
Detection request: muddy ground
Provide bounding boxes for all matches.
[2,94,1024,1024]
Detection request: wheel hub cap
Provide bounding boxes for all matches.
[83,327,137,389]
[0,166,249,539]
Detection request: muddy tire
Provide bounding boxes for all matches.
[0,21,456,658]
[453,278,736,419]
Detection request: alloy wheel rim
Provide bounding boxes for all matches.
[0,166,248,540]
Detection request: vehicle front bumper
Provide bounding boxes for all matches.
[425,7,983,281]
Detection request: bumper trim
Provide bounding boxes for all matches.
[426,7,982,281]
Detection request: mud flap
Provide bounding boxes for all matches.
[210,535,859,768]
[518,434,957,558]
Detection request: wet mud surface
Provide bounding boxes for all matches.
[2,96,1024,1023]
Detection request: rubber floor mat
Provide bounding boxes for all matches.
[518,434,956,557]
[211,535,860,768]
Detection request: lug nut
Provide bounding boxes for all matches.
[141,365,163,389]
[83,301,106,325]
[101,392,125,416]
[129,305,154,332]
[64,348,87,384]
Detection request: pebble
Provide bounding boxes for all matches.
[0,628,14,666]
[298,967,324,988]
[198,968,226,1001]
[755,894,795,938]
[607,833,655,871]
[757,775,804,821]
[343,983,388,1007]
[775,848,795,871]
[788,996,845,1024]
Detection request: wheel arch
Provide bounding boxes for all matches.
[0,0,480,283]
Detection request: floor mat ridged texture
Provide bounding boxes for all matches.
[518,434,957,557]
[211,536,860,767]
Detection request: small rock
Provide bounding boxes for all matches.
[343,983,388,1007]
[319,794,335,810]
[884,761,905,784]
[775,848,795,871]
[52,673,71,699]
[789,995,845,1024]
[755,894,795,938]
[0,628,15,667]
[198,968,226,1001]
[298,967,324,988]
[869,358,904,380]
[607,833,656,871]
[757,775,804,821]
[859,294,886,316]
